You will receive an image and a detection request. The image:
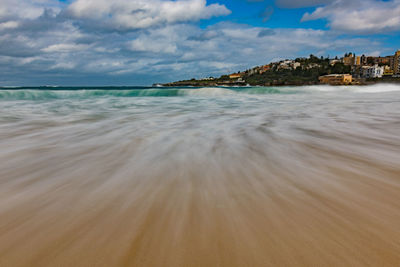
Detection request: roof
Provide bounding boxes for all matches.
[321,74,351,77]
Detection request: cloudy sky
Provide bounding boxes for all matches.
[0,0,399,85]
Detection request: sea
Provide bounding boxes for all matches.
[0,84,399,266]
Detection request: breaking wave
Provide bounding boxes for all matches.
[1,84,399,100]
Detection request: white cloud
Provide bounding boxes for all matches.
[0,18,383,84]
[127,26,186,54]
[302,0,400,33]
[50,62,77,70]
[66,0,231,30]
[0,0,394,85]
[42,43,91,53]
[129,39,177,54]
[0,0,61,20]
[0,21,19,30]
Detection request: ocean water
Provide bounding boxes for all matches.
[0,85,400,266]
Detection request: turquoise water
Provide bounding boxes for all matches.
[1,84,399,99]
[0,86,288,100]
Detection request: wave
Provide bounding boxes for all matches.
[0,84,399,100]
[0,89,181,100]
[180,87,236,96]
[0,87,278,100]
[351,84,400,93]
[286,84,400,93]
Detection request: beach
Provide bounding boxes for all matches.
[0,85,400,266]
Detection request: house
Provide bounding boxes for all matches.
[330,59,341,66]
[306,63,321,69]
[361,64,384,78]
[259,65,271,74]
[248,68,258,75]
[277,60,300,70]
[278,63,291,70]
[229,73,242,79]
[292,62,301,69]
[319,74,353,85]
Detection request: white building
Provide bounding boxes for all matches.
[361,64,384,78]
[278,60,300,70]
[329,59,341,66]
[306,63,321,69]
[292,62,301,69]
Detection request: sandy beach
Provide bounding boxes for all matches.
[0,86,399,266]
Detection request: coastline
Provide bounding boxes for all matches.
[1,86,400,266]
[160,78,400,87]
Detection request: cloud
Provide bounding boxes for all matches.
[128,27,180,54]
[64,0,231,31]
[187,31,219,41]
[0,0,61,20]
[0,21,19,30]
[42,43,91,53]
[257,28,276,37]
[0,0,394,85]
[302,0,400,33]
[0,18,384,85]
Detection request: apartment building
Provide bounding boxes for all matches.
[394,50,400,75]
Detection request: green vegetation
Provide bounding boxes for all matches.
[244,55,351,86]
[163,54,352,86]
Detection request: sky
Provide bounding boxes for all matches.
[0,0,399,86]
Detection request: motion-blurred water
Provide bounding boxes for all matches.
[0,85,400,266]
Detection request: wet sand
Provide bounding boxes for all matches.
[0,86,399,266]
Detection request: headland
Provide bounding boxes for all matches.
[162,50,400,87]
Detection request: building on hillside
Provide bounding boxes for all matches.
[229,73,242,79]
[366,56,376,65]
[278,60,292,70]
[343,53,355,66]
[319,74,353,85]
[394,50,400,75]
[360,55,367,65]
[259,64,271,74]
[355,56,361,65]
[378,56,392,65]
[330,59,341,66]
[306,63,321,69]
[350,65,363,78]
[277,60,301,70]
[383,66,394,77]
[366,56,393,66]
[292,62,301,69]
[248,68,258,75]
[361,64,384,78]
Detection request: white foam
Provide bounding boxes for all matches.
[294,84,400,94]
[351,84,400,93]
[182,87,236,96]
